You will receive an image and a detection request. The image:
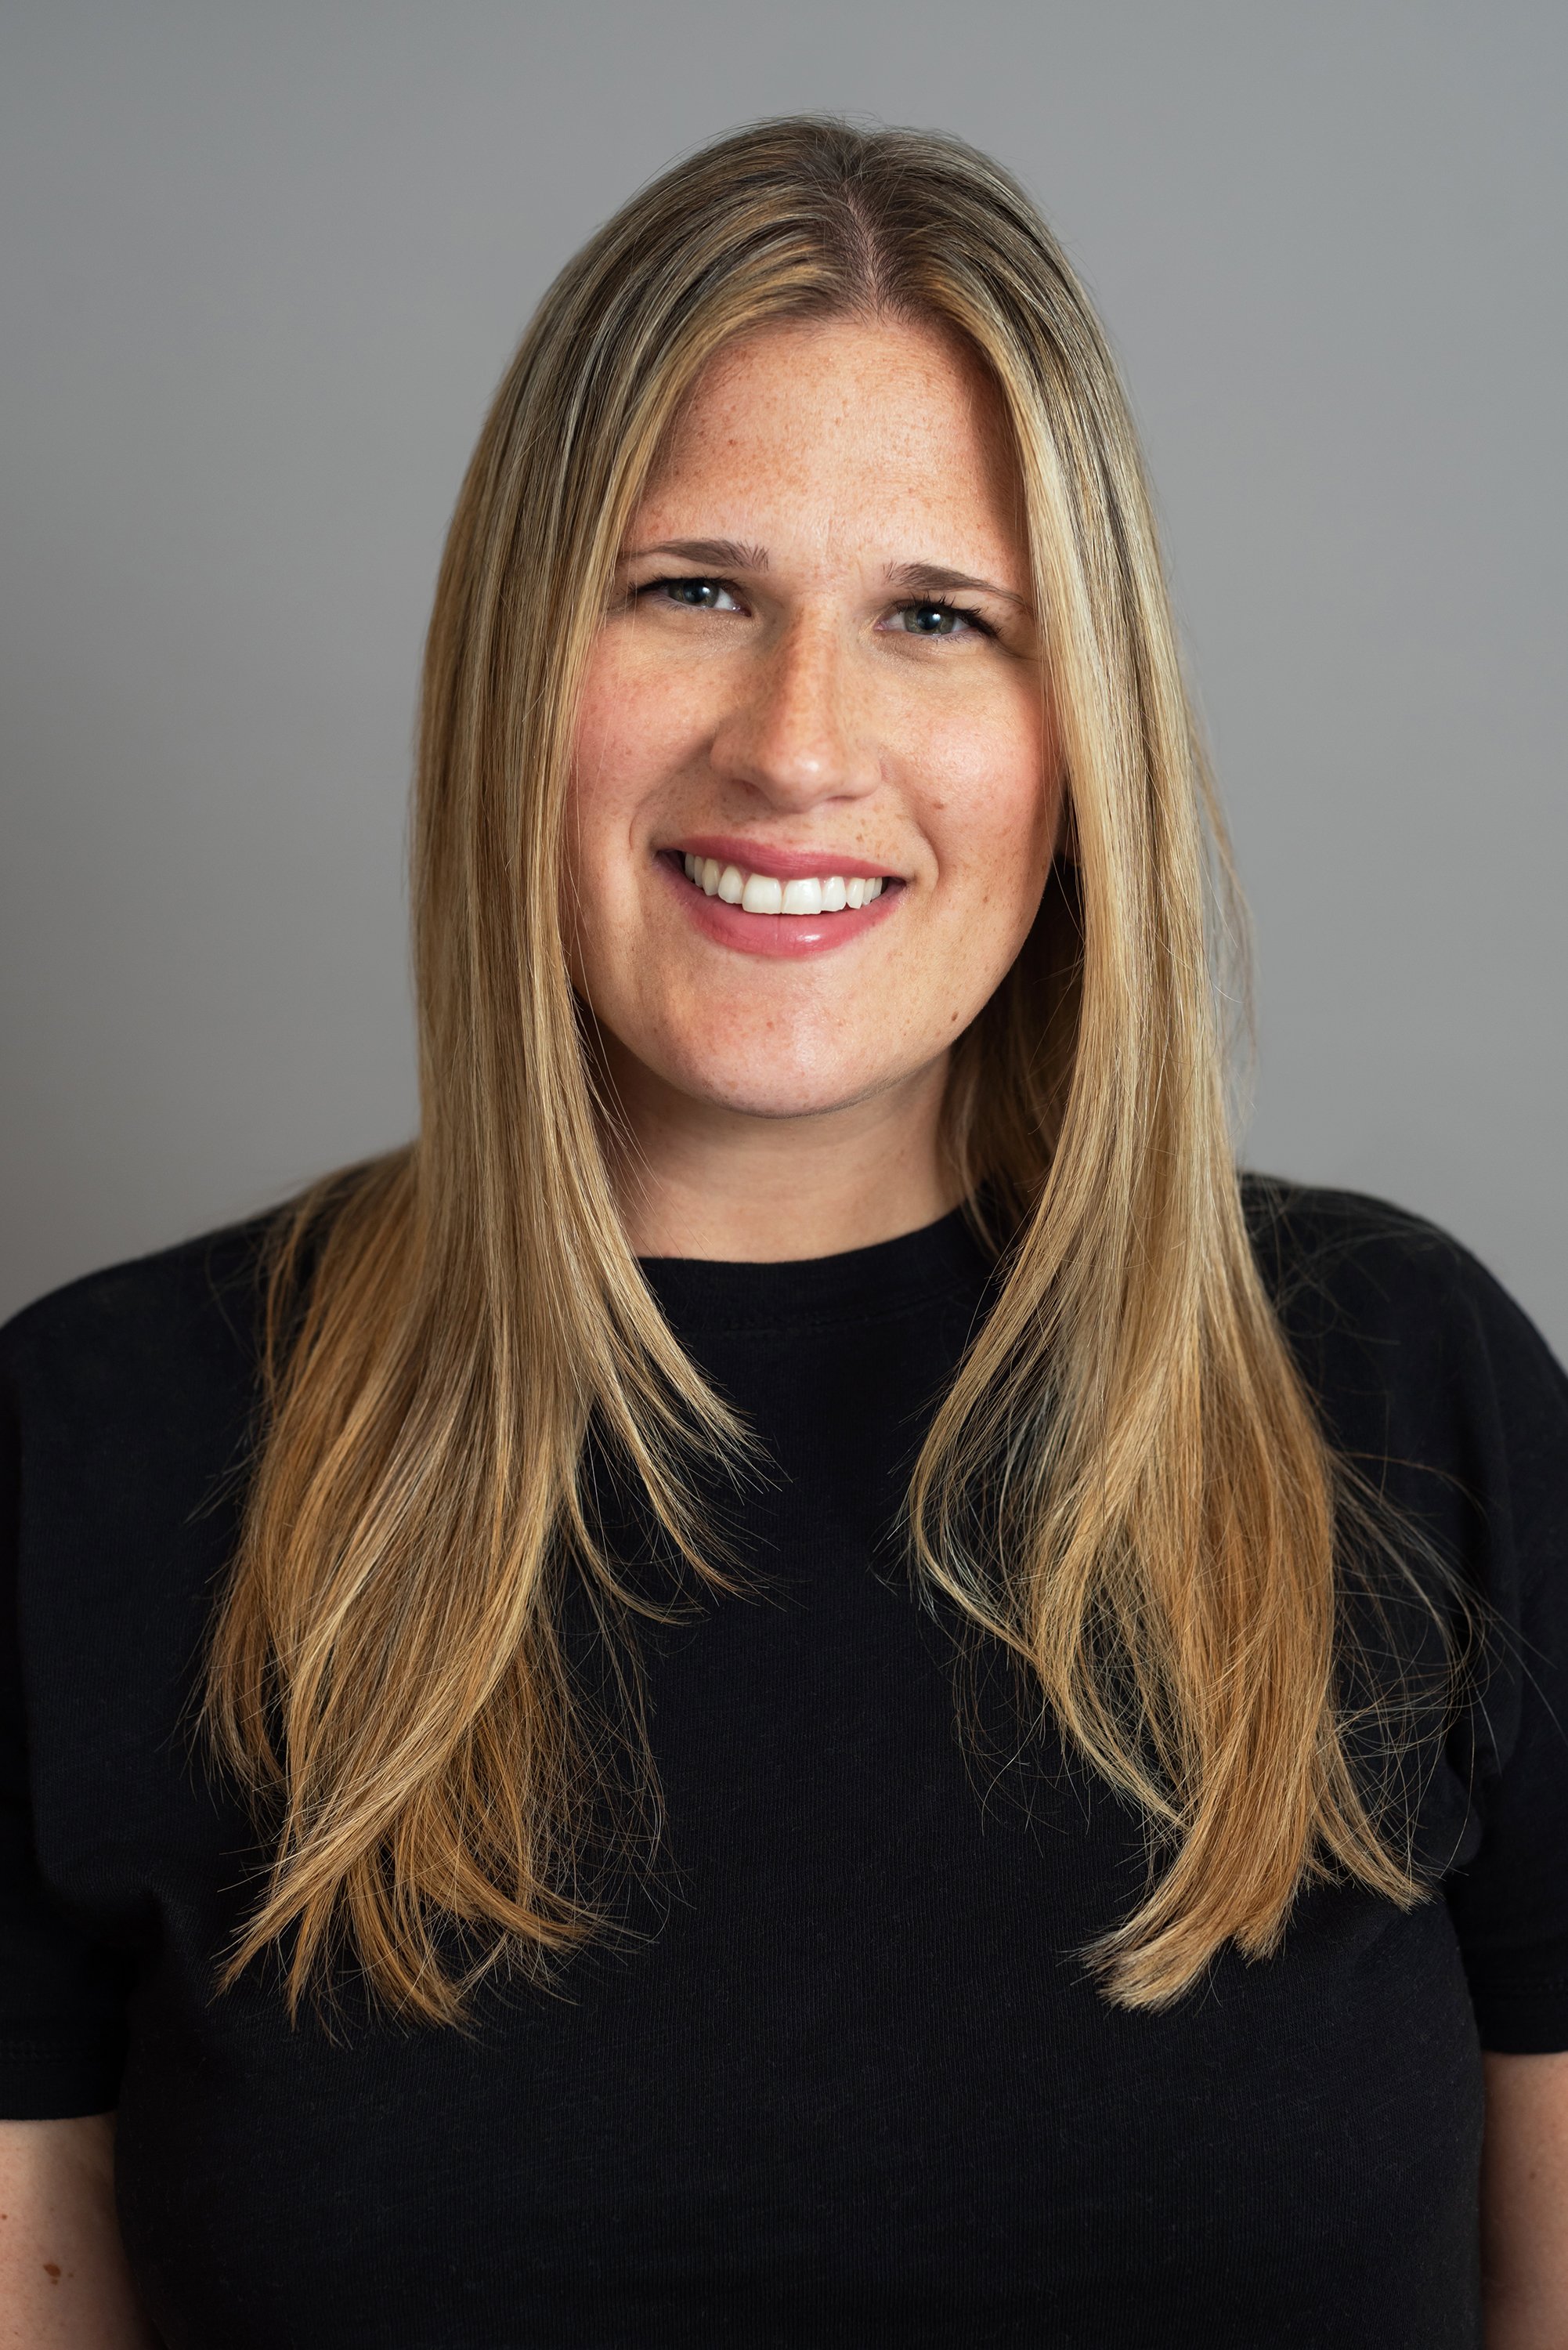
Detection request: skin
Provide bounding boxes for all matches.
[2,314,1563,2339]
[1481,2049,1568,2345]
[0,2117,156,2345]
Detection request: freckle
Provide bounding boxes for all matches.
[43,2261,61,2280]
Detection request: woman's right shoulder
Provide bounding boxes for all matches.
[1,1220,287,1649]
[0,1215,278,1467]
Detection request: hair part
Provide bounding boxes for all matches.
[206,116,1452,2023]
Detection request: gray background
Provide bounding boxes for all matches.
[3,1,1565,1347]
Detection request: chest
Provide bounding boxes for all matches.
[81,1556,1484,2349]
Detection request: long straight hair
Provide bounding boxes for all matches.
[206,118,1437,2021]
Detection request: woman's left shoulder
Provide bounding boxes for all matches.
[1241,1171,1562,1379]
[1241,1173,1568,1539]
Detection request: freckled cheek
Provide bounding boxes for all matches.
[572,708,658,825]
[910,721,1053,921]
[576,642,717,796]
[569,669,702,904]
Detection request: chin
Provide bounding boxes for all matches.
[666,1042,894,1123]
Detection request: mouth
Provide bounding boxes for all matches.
[675,851,891,916]
[656,839,905,959]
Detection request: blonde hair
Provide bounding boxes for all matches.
[207,118,1437,2022]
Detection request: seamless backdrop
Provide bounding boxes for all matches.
[2,0,1565,1348]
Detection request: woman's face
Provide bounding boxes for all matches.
[568,313,1061,1128]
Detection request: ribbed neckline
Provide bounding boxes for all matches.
[638,1202,992,1336]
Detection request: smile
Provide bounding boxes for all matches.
[658,842,902,960]
[680,852,887,916]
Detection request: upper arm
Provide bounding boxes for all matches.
[0,2115,157,2346]
[1481,2050,1568,2349]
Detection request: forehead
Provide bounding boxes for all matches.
[631,313,1024,567]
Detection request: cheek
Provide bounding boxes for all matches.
[917,695,1057,948]
[565,650,639,995]
[573,633,714,804]
[567,645,666,922]
[570,643,649,844]
[565,640,721,1010]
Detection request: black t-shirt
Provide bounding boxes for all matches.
[2,1182,1566,2349]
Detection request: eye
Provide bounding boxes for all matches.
[641,576,744,613]
[886,598,993,639]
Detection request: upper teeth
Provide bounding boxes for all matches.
[681,854,884,913]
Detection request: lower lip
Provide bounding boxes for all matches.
[657,853,903,960]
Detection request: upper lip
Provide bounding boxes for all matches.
[663,834,898,883]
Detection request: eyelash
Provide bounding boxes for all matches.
[892,593,997,640]
[634,577,998,639]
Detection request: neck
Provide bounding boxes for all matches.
[602,1047,960,1262]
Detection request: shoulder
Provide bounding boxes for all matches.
[0,1223,284,1712]
[1242,1173,1557,1365]
[1246,1170,1503,1299]
[0,1218,276,1482]
[1242,1174,1568,1553]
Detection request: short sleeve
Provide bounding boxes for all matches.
[0,1369,132,2116]
[1248,1182,1568,2057]
[1435,1257,1568,2053]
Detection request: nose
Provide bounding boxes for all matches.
[709,613,873,809]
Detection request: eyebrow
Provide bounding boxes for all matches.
[620,537,770,572]
[883,560,1028,608]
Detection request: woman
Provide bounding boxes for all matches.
[1,118,1563,2348]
